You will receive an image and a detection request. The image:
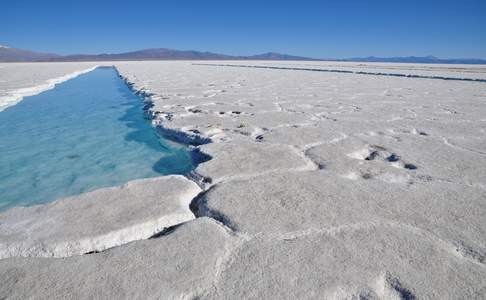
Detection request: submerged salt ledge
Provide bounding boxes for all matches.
[1,61,486,298]
[0,65,99,112]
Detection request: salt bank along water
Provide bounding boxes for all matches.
[0,67,196,211]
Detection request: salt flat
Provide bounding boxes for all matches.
[1,61,485,299]
[209,60,486,81]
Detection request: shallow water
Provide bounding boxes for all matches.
[0,67,195,211]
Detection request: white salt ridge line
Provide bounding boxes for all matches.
[0,210,193,259]
[0,176,201,258]
[0,65,99,112]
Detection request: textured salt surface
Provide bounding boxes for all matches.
[195,62,486,82]
[239,60,486,80]
[0,218,230,299]
[1,61,485,299]
[0,176,200,258]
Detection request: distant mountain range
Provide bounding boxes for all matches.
[0,45,315,62]
[1,45,485,64]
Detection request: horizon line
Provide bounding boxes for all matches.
[2,44,486,62]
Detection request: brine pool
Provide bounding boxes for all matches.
[0,67,196,211]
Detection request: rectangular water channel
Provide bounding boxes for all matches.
[0,67,196,211]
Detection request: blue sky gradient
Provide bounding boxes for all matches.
[1,0,486,58]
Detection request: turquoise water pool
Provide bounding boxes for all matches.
[0,67,195,211]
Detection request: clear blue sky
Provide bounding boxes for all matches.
[1,0,486,58]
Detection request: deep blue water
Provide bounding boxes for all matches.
[0,67,195,211]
